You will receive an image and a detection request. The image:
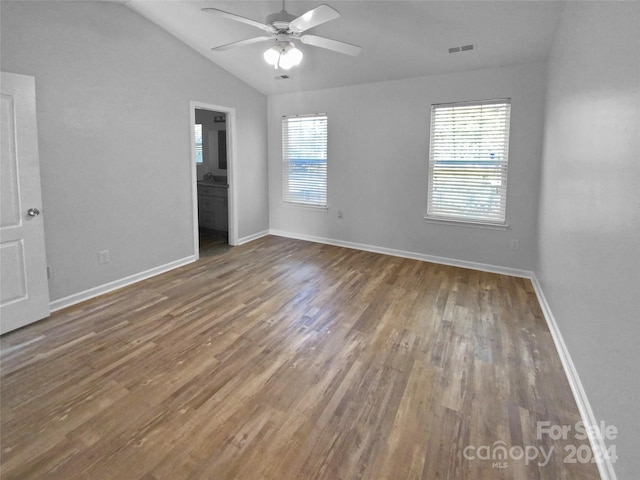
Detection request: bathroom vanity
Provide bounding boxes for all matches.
[197,181,228,232]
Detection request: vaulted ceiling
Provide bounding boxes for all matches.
[126,0,565,95]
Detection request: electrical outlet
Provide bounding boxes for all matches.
[510,239,520,251]
[338,210,343,219]
[47,265,52,279]
[98,250,110,264]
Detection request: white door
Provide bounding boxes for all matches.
[1,72,50,334]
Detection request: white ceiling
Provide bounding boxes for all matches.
[126,0,565,96]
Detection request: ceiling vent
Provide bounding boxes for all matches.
[274,75,290,80]
[448,44,475,54]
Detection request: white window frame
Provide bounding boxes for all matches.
[426,99,511,227]
[282,113,328,208]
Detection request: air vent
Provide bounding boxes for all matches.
[274,75,290,80]
[448,44,475,54]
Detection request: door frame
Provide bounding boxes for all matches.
[189,101,238,256]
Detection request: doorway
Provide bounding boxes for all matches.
[190,102,237,258]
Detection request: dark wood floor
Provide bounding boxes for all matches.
[0,236,600,479]
[198,227,229,257]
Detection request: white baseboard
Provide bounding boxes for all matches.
[530,276,616,480]
[49,228,270,312]
[236,230,269,245]
[49,255,197,312]
[269,229,532,278]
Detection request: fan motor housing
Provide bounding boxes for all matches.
[266,10,296,31]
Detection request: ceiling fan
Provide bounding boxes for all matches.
[202,1,362,70]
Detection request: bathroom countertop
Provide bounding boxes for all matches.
[198,181,228,188]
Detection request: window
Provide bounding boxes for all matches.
[282,114,328,207]
[194,124,203,164]
[427,99,511,225]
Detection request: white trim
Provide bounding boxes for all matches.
[189,104,200,258]
[237,230,270,246]
[423,216,509,231]
[189,101,239,248]
[268,229,531,278]
[281,202,329,212]
[530,276,617,480]
[49,255,196,312]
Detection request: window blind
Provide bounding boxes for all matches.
[427,99,511,224]
[282,114,328,207]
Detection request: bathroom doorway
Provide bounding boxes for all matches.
[190,102,237,258]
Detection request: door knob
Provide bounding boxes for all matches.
[27,208,40,217]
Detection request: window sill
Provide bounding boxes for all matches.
[282,201,328,211]
[423,216,509,231]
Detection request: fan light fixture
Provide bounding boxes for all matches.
[203,2,362,70]
[263,42,303,70]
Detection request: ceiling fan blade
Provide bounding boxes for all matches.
[202,8,277,34]
[300,35,362,56]
[211,36,274,51]
[289,4,340,33]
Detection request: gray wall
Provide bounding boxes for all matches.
[0,1,268,302]
[537,2,640,478]
[268,63,547,271]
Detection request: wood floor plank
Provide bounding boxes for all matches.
[0,236,600,479]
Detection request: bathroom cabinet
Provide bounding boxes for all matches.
[197,183,228,232]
